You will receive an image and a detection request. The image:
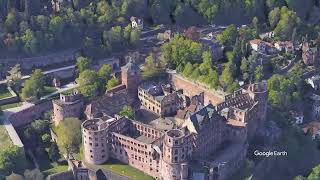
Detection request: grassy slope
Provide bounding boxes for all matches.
[0,124,12,147]
[0,102,21,110]
[86,159,154,180]
[0,88,12,99]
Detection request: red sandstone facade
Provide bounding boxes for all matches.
[78,61,268,180]
[52,92,83,125]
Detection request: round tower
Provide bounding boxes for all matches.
[82,119,109,165]
[121,57,141,94]
[247,81,268,120]
[160,129,188,180]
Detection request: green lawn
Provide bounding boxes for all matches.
[0,88,12,99]
[0,102,21,110]
[43,164,69,176]
[0,124,12,147]
[42,86,57,96]
[96,159,154,180]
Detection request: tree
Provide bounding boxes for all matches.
[22,126,37,148]
[106,76,120,89]
[220,63,234,89]
[308,164,320,179]
[76,70,101,97]
[273,7,300,40]
[0,146,25,174]
[76,56,90,75]
[160,35,202,69]
[254,65,263,82]
[21,69,44,100]
[55,118,82,154]
[142,55,166,80]
[31,120,49,135]
[48,142,60,162]
[5,10,19,32]
[41,134,51,145]
[25,0,41,17]
[119,105,134,119]
[24,169,43,180]
[21,29,39,54]
[252,17,259,33]
[6,64,22,89]
[98,64,112,79]
[268,7,280,29]
[216,24,237,46]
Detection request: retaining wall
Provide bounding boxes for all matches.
[8,100,53,127]
[0,87,19,105]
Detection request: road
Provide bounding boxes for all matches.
[0,65,75,85]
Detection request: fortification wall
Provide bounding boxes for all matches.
[47,170,74,180]
[170,73,224,105]
[0,87,19,105]
[0,50,78,79]
[8,100,53,127]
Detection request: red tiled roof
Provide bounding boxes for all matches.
[302,121,320,135]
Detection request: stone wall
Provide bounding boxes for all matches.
[0,87,19,105]
[47,170,74,180]
[8,100,53,127]
[0,49,78,79]
[169,73,225,105]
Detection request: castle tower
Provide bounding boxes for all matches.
[82,118,109,165]
[246,81,268,137]
[121,57,141,94]
[52,91,83,125]
[160,129,188,180]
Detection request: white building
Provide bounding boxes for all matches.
[290,110,304,124]
[310,94,320,119]
[303,121,320,140]
[307,76,320,91]
[130,17,143,29]
[249,39,275,54]
[274,41,294,54]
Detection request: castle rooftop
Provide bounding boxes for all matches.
[122,58,140,72]
[136,135,155,144]
[148,118,174,131]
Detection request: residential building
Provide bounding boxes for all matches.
[302,40,320,66]
[310,94,320,120]
[249,39,276,54]
[290,110,304,124]
[138,83,178,117]
[306,76,320,90]
[130,17,143,29]
[274,41,294,54]
[303,121,320,140]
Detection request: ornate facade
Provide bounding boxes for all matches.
[77,60,268,180]
[81,82,267,180]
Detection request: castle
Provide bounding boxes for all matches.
[53,60,268,180]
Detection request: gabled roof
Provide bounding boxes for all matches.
[188,104,216,131]
[122,58,140,72]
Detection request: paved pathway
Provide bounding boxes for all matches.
[0,102,33,148]
[41,83,79,100]
[0,65,75,85]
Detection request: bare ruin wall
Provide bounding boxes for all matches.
[170,73,225,105]
[9,100,53,127]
